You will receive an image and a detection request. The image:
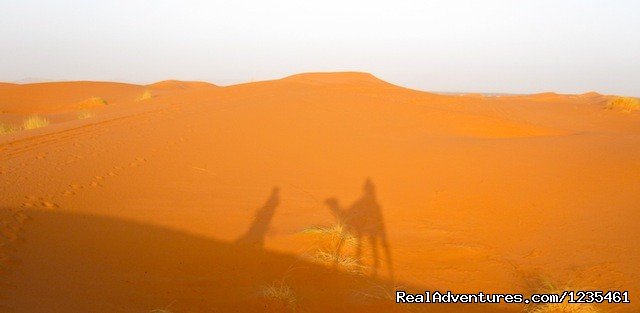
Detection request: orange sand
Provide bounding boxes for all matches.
[1,72,638,312]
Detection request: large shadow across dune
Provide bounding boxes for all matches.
[1,208,517,313]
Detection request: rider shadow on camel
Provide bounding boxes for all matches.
[324,178,393,280]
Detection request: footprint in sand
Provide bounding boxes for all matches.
[0,283,18,293]
[19,198,55,210]
[0,227,19,242]
[0,254,21,268]
[0,241,16,253]
[1,219,22,233]
[12,212,30,224]
[1,210,31,235]
[0,250,20,290]
[0,253,11,269]
[0,209,32,288]
[41,201,58,209]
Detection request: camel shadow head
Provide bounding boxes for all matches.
[324,197,342,219]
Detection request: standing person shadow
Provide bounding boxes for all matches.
[324,178,393,280]
[235,187,280,249]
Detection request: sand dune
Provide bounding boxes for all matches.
[0,83,16,90]
[282,71,405,89]
[1,72,639,312]
[0,81,145,114]
[148,80,218,91]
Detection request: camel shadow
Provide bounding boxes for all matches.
[325,178,393,280]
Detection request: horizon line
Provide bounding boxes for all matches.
[0,71,633,98]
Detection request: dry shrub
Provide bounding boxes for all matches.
[137,90,154,101]
[606,97,639,112]
[522,275,601,313]
[309,249,366,275]
[77,97,107,109]
[301,224,357,250]
[77,110,95,119]
[301,224,367,275]
[0,123,19,135]
[260,280,297,312]
[22,115,50,130]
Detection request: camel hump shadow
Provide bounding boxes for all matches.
[325,178,393,280]
[235,187,280,248]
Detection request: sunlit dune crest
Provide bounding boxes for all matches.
[147,80,218,91]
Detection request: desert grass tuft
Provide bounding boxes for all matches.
[300,224,366,274]
[523,277,601,313]
[77,97,107,109]
[351,283,418,311]
[260,280,297,311]
[149,300,176,313]
[22,115,50,130]
[525,303,601,313]
[606,96,639,112]
[309,249,366,275]
[301,224,357,248]
[137,89,154,101]
[77,110,95,119]
[0,123,20,135]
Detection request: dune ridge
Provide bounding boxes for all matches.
[148,80,218,90]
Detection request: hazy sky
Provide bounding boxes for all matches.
[1,0,639,96]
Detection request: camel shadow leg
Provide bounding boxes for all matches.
[369,234,380,279]
[381,234,394,281]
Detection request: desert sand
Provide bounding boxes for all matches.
[1,72,638,312]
